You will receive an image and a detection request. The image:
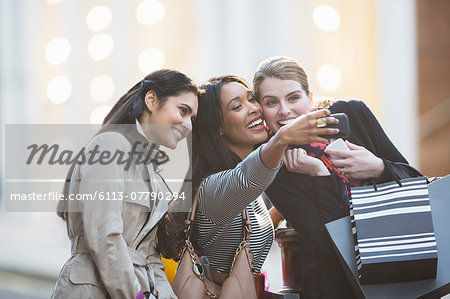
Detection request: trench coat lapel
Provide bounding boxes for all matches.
[133,120,170,246]
[133,163,169,247]
[146,165,170,229]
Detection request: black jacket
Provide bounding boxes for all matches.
[266,99,419,299]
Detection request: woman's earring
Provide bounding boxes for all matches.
[263,120,272,135]
[309,92,315,111]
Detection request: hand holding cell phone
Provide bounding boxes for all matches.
[318,113,350,139]
[279,109,340,145]
[326,138,350,160]
[325,140,385,180]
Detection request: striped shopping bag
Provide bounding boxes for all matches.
[349,176,438,284]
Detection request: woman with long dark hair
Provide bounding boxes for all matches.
[183,75,338,287]
[53,69,199,299]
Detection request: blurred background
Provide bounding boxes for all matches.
[0,0,449,298]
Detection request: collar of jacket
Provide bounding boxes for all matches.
[134,119,169,171]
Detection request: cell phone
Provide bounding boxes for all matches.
[319,113,350,139]
[326,138,350,160]
[327,138,349,151]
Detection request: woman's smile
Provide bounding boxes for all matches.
[258,77,312,133]
[246,115,264,130]
[171,125,188,141]
[219,82,269,158]
[277,117,297,127]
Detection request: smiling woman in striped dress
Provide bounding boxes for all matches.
[183,75,339,285]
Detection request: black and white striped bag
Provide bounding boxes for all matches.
[349,176,438,284]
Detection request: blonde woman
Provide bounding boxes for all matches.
[253,56,419,298]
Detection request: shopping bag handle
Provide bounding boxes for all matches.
[370,161,429,191]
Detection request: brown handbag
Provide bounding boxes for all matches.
[171,182,257,299]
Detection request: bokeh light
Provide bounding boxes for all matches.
[137,0,165,25]
[313,6,340,32]
[317,65,342,92]
[86,6,113,32]
[88,33,114,61]
[90,105,112,124]
[47,76,72,104]
[138,48,165,74]
[45,38,71,65]
[90,75,115,103]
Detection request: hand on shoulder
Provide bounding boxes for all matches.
[283,148,330,176]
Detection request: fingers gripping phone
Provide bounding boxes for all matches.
[326,138,350,160]
[327,138,349,151]
[319,113,350,139]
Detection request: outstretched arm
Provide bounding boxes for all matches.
[199,109,340,225]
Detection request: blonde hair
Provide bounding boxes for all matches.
[253,56,310,100]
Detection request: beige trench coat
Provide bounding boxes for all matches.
[51,124,177,299]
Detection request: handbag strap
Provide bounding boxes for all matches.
[183,177,251,242]
[242,208,251,242]
[183,178,206,240]
[208,209,253,285]
[181,177,254,296]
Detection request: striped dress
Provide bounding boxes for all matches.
[191,146,280,276]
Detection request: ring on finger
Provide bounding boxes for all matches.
[316,117,327,128]
[340,168,344,175]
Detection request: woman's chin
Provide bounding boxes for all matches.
[252,130,269,144]
[161,140,177,149]
[268,124,281,133]
[153,133,179,150]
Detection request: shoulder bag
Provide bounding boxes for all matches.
[171,181,257,299]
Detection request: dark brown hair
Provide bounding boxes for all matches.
[165,75,252,259]
[57,69,200,259]
[192,75,250,191]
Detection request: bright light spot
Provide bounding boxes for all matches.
[88,33,114,61]
[86,6,113,32]
[317,65,342,92]
[137,0,165,25]
[47,0,64,4]
[90,75,115,103]
[47,76,72,104]
[138,48,165,74]
[313,6,340,32]
[90,105,112,124]
[46,38,71,65]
